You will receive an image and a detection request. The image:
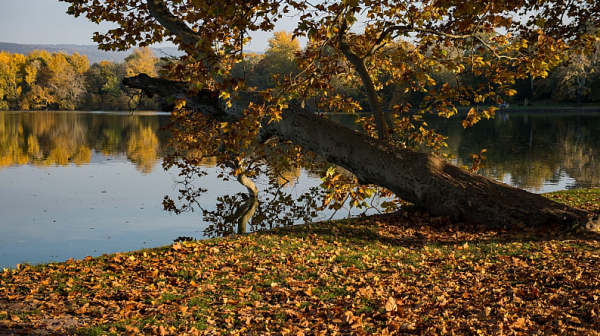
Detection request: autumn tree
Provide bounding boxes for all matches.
[0,49,165,111]
[124,47,160,110]
[85,60,128,110]
[251,31,301,90]
[0,52,26,110]
[125,47,158,77]
[15,51,90,110]
[62,0,600,231]
[45,52,90,110]
[548,44,600,106]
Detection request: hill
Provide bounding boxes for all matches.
[0,42,184,64]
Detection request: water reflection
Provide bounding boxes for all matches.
[327,112,600,192]
[1,111,599,268]
[0,111,200,269]
[7,111,597,193]
[429,113,600,192]
[0,111,330,268]
[200,182,324,238]
[0,111,169,173]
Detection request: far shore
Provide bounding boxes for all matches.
[464,107,600,114]
[357,105,600,115]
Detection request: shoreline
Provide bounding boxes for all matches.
[470,107,600,114]
[1,188,599,334]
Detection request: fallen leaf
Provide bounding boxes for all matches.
[385,296,397,312]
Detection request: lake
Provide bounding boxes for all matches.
[1,110,599,269]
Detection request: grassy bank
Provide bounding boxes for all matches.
[1,189,600,335]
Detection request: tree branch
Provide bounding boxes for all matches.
[123,74,237,121]
[145,0,225,74]
[338,17,390,141]
[123,73,595,230]
[375,24,518,61]
[145,0,201,46]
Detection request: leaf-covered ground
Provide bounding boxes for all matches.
[1,189,600,335]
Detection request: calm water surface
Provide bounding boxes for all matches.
[1,111,599,268]
[433,112,600,192]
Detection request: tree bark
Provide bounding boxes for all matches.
[124,74,599,231]
[338,19,390,141]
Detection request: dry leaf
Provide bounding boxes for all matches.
[385,297,398,312]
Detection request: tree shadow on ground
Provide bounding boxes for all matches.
[262,207,600,250]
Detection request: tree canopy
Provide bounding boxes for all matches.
[60,0,600,231]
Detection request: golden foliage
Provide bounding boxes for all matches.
[59,0,600,212]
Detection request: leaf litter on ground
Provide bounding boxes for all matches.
[1,188,600,335]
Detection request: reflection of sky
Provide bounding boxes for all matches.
[500,172,577,194]
[0,111,336,269]
[0,153,243,269]
[2,111,599,268]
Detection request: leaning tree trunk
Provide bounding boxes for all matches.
[124,74,599,232]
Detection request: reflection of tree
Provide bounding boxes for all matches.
[0,113,28,167]
[556,116,600,189]
[41,114,91,166]
[192,182,324,238]
[26,134,41,160]
[0,111,168,171]
[100,128,123,155]
[162,122,325,238]
[277,167,301,187]
[126,124,160,174]
[284,112,600,192]
[429,113,600,191]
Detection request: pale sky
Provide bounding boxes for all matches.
[0,0,115,45]
[0,0,295,51]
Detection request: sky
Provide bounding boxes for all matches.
[0,0,295,51]
[0,0,116,45]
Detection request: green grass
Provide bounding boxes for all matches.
[544,187,600,214]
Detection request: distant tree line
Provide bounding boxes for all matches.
[236,32,600,111]
[0,47,159,111]
[2,32,600,111]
